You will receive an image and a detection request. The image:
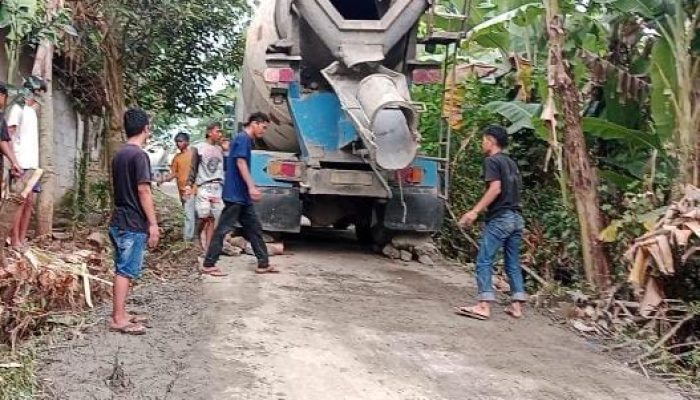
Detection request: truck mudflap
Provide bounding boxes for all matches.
[382,188,444,232]
[255,187,302,233]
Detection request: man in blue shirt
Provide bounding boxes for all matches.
[201,112,278,276]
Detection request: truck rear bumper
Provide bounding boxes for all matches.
[383,188,444,232]
[256,187,302,233]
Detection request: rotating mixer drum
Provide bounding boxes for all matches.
[238,0,428,170]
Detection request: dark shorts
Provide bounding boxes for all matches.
[108,226,148,279]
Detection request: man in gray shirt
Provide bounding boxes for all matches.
[187,122,225,251]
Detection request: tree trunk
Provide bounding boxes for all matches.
[32,0,63,237]
[545,0,611,290]
[101,18,126,171]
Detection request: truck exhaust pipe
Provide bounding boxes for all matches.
[323,62,419,171]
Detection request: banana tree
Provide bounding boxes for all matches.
[0,0,38,84]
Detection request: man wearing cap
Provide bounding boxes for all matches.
[0,82,22,188]
[159,132,196,242]
[7,76,45,250]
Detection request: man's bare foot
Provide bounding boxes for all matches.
[505,303,524,319]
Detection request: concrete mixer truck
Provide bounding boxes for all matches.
[236,0,445,244]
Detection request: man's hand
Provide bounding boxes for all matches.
[148,224,160,248]
[10,163,21,178]
[249,186,262,202]
[459,210,478,228]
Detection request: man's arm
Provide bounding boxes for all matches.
[159,161,177,183]
[459,180,501,227]
[236,158,261,201]
[137,183,160,247]
[473,180,501,214]
[0,141,20,176]
[187,148,199,187]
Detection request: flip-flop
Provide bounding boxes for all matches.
[201,267,229,277]
[454,306,489,321]
[255,266,280,274]
[504,305,523,319]
[128,314,149,324]
[109,323,147,335]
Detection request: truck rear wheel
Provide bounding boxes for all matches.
[354,222,373,244]
[333,219,351,230]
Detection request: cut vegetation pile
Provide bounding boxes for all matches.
[0,239,111,349]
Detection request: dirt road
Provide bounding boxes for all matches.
[40,228,682,400]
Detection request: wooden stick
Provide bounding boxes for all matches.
[444,202,479,248]
[445,202,550,287]
[521,264,549,287]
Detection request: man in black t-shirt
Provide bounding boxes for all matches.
[108,108,160,335]
[455,125,527,321]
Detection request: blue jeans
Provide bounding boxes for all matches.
[108,226,148,279]
[475,210,527,302]
[182,196,196,241]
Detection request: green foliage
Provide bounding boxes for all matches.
[484,100,541,134]
[413,83,443,156]
[650,36,678,140]
[582,117,661,149]
[0,0,74,83]
[599,183,670,280]
[96,0,248,116]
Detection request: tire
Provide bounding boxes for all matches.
[355,222,373,244]
[333,220,351,230]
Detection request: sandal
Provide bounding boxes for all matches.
[454,306,489,321]
[128,314,149,324]
[201,267,228,277]
[109,322,147,335]
[255,266,280,274]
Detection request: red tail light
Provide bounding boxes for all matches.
[268,160,302,179]
[397,167,424,185]
[264,68,295,83]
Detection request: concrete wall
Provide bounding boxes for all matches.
[52,89,81,199]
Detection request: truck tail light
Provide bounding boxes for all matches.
[268,160,302,179]
[397,167,424,185]
[264,67,295,83]
[411,68,441,85]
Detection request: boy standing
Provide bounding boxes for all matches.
[160,132,196,242]
[108,108,160,335]
[186,122,225,251]
[201,112,277,276]
[455,125,527,320]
